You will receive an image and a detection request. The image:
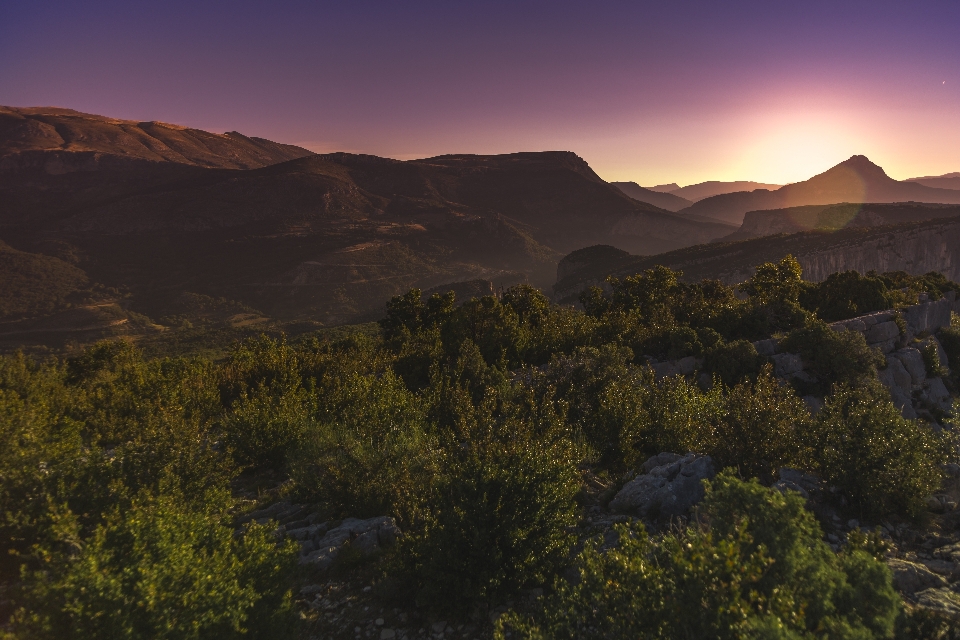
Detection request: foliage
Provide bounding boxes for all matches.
[780,320,886,394]
[497,473,899,640]
[288,371,436,525]
[11,491,298,640]
[703,338,764,386]
[710,366,811,482]
[408,437,579,615]
[814,381,952,519]
[800,270,895,321]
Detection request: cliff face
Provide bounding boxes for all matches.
[554,217,960,303]
[796,220,960,282]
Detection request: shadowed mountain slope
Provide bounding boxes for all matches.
[680,156,960,225]
[666,180,782,202]
[0,106,315,172]
[908,172,960,191]
[723,202,960,242]
[0,115,735,340]
[610,181,693,211]
[554,215,960,304]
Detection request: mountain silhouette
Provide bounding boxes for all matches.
[680,156,960,225]
[610,181,693,211]
[908,171,960,191]
[0,106,315,171]
[663,180,782,202]
[0,109,735,333]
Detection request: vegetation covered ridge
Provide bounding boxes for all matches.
[4,258,960,638]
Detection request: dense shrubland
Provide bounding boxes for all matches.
[1,256,958,637]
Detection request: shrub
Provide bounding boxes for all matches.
[780,320,885,393]
[498,473,899,639]
[221,381,310,470]
[12,492,299,640]
[703,339,764,386]
[814,382,952,518]
[937,325,960,372]
[408,438,579,615]
[288,371,436,525]
[800,270,894,321]
[710,366,810,482]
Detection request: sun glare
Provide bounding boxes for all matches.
[731,116,860,184]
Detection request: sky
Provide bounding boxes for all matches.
[1,0,959,186]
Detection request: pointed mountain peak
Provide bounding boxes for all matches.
[806,155,892,186]
[833,155,889,177]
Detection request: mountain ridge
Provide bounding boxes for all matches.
[679,156,960,225]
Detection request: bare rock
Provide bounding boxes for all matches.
[887,558,948,594]
[771,352,803,377]
[610,453,715,519]
[892,347,927,387]
[866,321,900,344]
[915,588,960,619]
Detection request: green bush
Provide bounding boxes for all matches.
[12,492,298,640]
[815,382,952,518]
[703,339,764,387]
[710,366,810,482]
[288,371,436,525]
[780,320,885,394]
[800,270,894,321]
[408,438,579,615]
[222,381,310,470]
[498,473,899,639]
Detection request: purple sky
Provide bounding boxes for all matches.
[2,0,959,185]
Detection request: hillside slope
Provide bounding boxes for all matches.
[680,156,960,225]
[667,180,782,202]
[724,202,960,242]
[0,128,735,332]
[554,215,960,303]
[0,106,315,172]
[610,181,693,211]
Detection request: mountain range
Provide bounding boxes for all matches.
[645,180,783,202]
[676,156,960,225]
[0,106,734,344]
[609,182,693,211]
[908,172,960,191]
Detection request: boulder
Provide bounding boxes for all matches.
[902,297,954,336]
[892,347,927,387]
[300,516,401,568]
[878,356,912,392]
[652,361,681,379]
[773,468,820,499]
[914,588,960,619]
[866,321,900,344]
[922,377,952,412]
[610,453,715,519]
[752,339,778,356]
[888,386,917,419]
[771,353,803,377]
[887,559,948,595]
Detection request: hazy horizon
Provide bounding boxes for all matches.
[2,0,959,186]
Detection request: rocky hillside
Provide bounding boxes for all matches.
[678,156,960,225]
[0,108,736,348]
[554,215,960,303]
[0,106,315,171]
[724,202,960,242]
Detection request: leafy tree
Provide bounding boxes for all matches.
[814,382,952,519]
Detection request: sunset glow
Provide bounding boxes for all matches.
[2,0,958,186]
